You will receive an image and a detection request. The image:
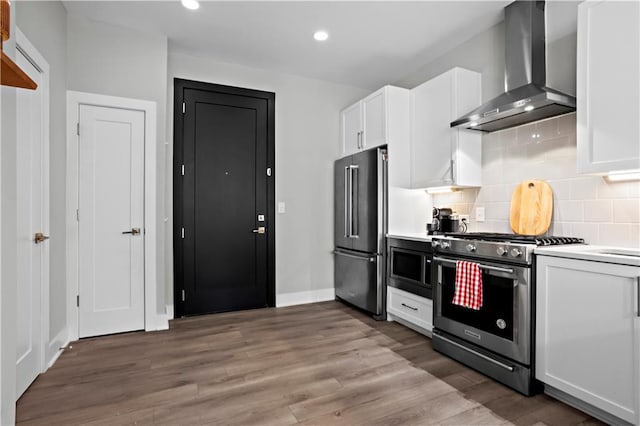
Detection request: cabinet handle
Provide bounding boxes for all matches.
[401,303,418,311]
[637,276,640,318]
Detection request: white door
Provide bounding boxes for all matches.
[78,105,145,338]
[15,48,47,398]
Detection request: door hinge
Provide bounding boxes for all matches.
[76,123,79,136]
[181,164,185,176]
[266,167,272,177]
[76,295,79,307]
[76,209,80,221]
[181,290,185,302]
[182,102,186,114]
[181,227,185,239]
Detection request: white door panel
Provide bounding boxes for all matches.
[78,105,145,338]
[16,50,44,398]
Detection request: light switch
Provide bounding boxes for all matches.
[278,202,286,214]
[476,207,485,222]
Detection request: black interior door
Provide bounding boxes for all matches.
[174,79,275,316]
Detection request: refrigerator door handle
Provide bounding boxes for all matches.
[349,165,359,238]
[334,249,376,262]
[344,166,350,238]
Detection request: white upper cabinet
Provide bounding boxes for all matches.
[410,67,482,189]
[341,102,362,157]
[577,0,640,174]
[339,86,410,158]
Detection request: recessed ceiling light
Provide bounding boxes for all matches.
[524,105,535,112]
[181,0,199,10]
[314,30,329,41]
[469,122,478,127]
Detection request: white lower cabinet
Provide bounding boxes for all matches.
[387,286,432,336]
[536,255,640,425]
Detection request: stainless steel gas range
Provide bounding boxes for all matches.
[431,233,584,395]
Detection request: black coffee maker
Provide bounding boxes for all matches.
[427,207,460,234]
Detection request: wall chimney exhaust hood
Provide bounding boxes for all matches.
[451,1,575,133]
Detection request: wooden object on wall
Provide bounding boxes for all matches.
[0,0,38,90]
[1,0,9,42]
[509,180,553,236]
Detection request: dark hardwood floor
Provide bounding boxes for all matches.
[17,301,602,425]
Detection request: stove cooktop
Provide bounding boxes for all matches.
[442,232,585,246]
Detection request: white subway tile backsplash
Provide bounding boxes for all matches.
[516,122,538,145]
[549,180,571,200]
[485,202,510,220]
[599,224,633,247]
[571,222,599,244]
[430,113,639,247]
[570,177,599,200]
[549,221,571,236]
[554,200,584,222]
[535,116,561,141]
[631,225,640,248]
[613,199,640,223]
[584,200,612,222]
[597,179,629,199]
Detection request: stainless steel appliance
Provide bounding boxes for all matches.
[451,1,576,132]
[387,237,433,299]
[334,147,387,320]
[431,233,584,395]
[428,207,461,234]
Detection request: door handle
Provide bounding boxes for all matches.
[34,232,50,244]
[252,226,266,234]
[122,228,141,235]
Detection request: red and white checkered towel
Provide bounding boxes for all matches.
[452,260,483,310]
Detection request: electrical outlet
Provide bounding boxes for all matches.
[459,214,470,223]
[277,202,286,214]
[476,207,485,222]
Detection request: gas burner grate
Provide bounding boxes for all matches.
[444,232,584,246]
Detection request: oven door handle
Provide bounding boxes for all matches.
[433,256,515,275]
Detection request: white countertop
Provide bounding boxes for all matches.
[386,233,433,243]
[535,244,640,267]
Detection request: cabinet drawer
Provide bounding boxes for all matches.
[388,287,433,331]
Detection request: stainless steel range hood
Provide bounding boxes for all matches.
[451,1,576,133]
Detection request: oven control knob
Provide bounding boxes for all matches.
[441,241,451,249]
[466,244,476,252]
[496,247,507,256]
[510,248,522,257]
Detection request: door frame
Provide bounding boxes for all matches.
[15,27,50,374]
[66,91,163,341]
[173,78,276,317]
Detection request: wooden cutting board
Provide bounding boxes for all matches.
[509,180,553,235]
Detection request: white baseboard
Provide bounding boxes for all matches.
[165,304,174,320]
[46,327,69,370]
[276,288,335,308]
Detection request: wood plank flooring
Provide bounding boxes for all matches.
[17,301,602,425]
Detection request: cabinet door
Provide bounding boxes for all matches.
[536,255,640,424]
[410,72,453,188]
[340,102,362,157]
[577,1,640,174]
[362,88,387,150]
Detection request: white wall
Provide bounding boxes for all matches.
[433,113,640,248]
[15,0,69,364]
[168,51,368,305]
[66,14,169,315]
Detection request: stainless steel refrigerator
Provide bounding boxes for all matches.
[334,147,387,320]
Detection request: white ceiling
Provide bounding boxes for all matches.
[62,1,576,90]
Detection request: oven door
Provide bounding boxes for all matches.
[433,255,531,365]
